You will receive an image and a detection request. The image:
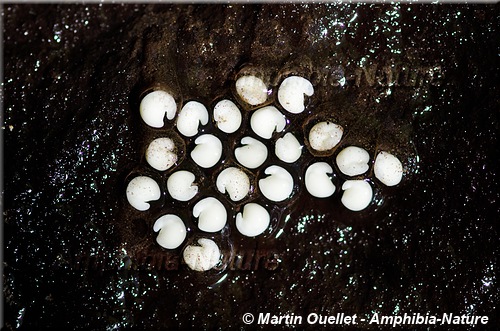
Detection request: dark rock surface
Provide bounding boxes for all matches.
[3,4,498,330]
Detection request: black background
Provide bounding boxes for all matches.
[3,4,498,330]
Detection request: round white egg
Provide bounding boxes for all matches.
[216,167,250,202]
[126,176,161,211]
[140,90,177,128]
[235,203,270,237]
[341,180,373,211]
[275,132,302,163]
[336,146,370,176]
[193,197,227,233]
[235,75,268,106]
[213,99,242,134]
[145,137,178,171]
[308,121,343,152]
[278,76,314,114]
[250,106,286,139]
[191,134,222,168]
[183,238,221,271]
[258,165,294,202]
[305,162,336,198]
[153,214,187,249]
[167,170,198,201]
[374,151,403,186]
[176,101,209,137]
[234,137,268,169]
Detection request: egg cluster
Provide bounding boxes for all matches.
[126,70,403,272]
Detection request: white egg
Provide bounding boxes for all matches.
[183,238,221,271]
[193,197,227,233]
[374,151,403,186]
[126,176,161,211]
[305,162,336,198]
[275,132,302,163]
[278,76,314,114]
[250,106,286,139]
[140,90,177,128]
[235,75,268,106]
[336,146,370,176]
[213,99,242,133]
[216,167,250,202]
[235,203,270,237]
[145,137,178,171]
[258,165,294,202]
[153,214,186,249]
[176,101,209,137]
[341,180,373,211]
[167,170,198,201]
[308,121,343,152]
[234,136,268,169]
[191,134,222,168]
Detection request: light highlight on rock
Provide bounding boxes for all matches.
[258,165,294,202]
[235,75,268,106]
[216,167,250,202]
[278,76,314,114]
[305,162,336,198]
[234,136,268,169]
[193,197,227,233]
[176,101,209,137]
[140,90,177,128]
[167,170,198,201]
[183,238,221,271]
[153,214,187,249]
[145,137,178,171]
[336,146,370,176]
[341,180,373,211]
[308,122,343,152]
[235,203,270,237]
[374,151,403,186]
[191,134,222,168]
[275,132,302,163]
[126,176,161,211]
[213,99,242,133]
